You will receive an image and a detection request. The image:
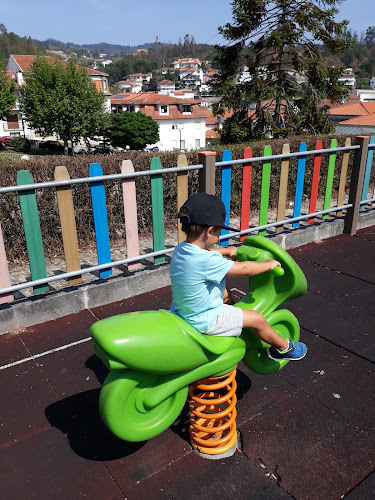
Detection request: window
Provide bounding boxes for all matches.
[195,139,200,148]
[128,105,135,112]
[102,79,108,93]
[172,124,178,130]
[180,140,186,149]
[195,122,201,129]
[182,105,191,113]
[160,105,168,114]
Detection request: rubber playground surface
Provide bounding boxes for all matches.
[1,228,374,500]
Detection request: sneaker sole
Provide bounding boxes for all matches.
[267,348,307,361]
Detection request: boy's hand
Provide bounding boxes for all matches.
[226,246,238,260]
[266,259,281,271]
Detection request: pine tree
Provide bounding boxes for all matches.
[212,0,352,141]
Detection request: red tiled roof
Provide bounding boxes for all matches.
[111,92,197,105]
[10,54,108,76]
[329,102,375,116]
[157,80,174,86]
[206,129,219,139]
[339,113,375,126]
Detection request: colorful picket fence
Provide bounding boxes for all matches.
[0,136,374,301]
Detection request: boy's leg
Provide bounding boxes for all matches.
[243,310,288,350]
[242,309,307,360]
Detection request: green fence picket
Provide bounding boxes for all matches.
[150,157,165,264]
[259,145,272,236]
[17,170,49,295]
[323,139,337,219]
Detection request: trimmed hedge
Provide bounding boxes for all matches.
[0,134,372,260]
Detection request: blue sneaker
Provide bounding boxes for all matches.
[267,339,307,361]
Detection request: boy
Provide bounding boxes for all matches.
[170,193,307,361]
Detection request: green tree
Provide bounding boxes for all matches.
[212,0,352,141]
[108,112,159,150]
[20,56,106,154]
[0,64,16,119]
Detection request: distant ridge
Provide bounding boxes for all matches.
[34,38,155,55]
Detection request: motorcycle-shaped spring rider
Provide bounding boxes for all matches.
[90,236,307,443]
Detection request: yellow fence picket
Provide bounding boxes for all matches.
[276,144,290,233]
[177,154,188,244]
[55,166,82,285]
[337,138,352,216]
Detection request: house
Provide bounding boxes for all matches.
[329,100,375,134]
[157,80,175,94]
[173,58,201,70]
[354,88,375,102]
[339,68,356,89]
[118,79,143,93]
[2,54,111,140]
[110,92,210,151]
[179,67,203,88]
[169,90,195,99]
[161,67,175,75]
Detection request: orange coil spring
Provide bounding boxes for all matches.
[189,368,237,455]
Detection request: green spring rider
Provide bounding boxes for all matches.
[90,236,307,442]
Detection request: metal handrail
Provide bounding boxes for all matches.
[0,204,353,295]
[215,145,360,167]
[0,164,203,194]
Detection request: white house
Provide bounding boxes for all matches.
[339,68,356,89]
[354,88,375,102]
[157,80,175,94]
[2,54,111,140]
[173,58,201,70]
[110,92,210,151]
[179,67,203,88]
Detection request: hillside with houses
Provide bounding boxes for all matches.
[2,24,375,151]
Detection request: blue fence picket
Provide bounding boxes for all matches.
[292,142,307,228]
[361,135,375,210]
[220,149,232,247]
[89,162,112,278]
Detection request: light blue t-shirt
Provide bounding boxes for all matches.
[170,242,234,332]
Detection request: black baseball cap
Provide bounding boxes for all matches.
[178,193,237,231]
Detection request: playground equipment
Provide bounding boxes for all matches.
[90,236,307,446]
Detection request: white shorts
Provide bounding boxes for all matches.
[205,304,244,337]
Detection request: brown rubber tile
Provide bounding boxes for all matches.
[102,427,192,493]
[286,291,375,360]
[18,309,97,354]
[151,285,172,307]
[0,332,30,366]
[344,471,375,499]
[91,290,168,320]
[240,391,375,500]
[0,427,123,500]
[278,329,356,389]
[0,361,57,446]
[235,362,297,427]
[292,256,375,316]
[34,339,105,400]
[299,355,375,434]
[289,234,375,283]
[124,449,291,500]
[356,225,375,242]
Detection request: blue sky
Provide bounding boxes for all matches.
[2,0,373,47]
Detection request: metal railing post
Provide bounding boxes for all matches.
[198,152,216,195]
[344,136,370,236]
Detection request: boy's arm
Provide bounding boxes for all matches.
[227,259,281,277]
[209,246,237,259]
